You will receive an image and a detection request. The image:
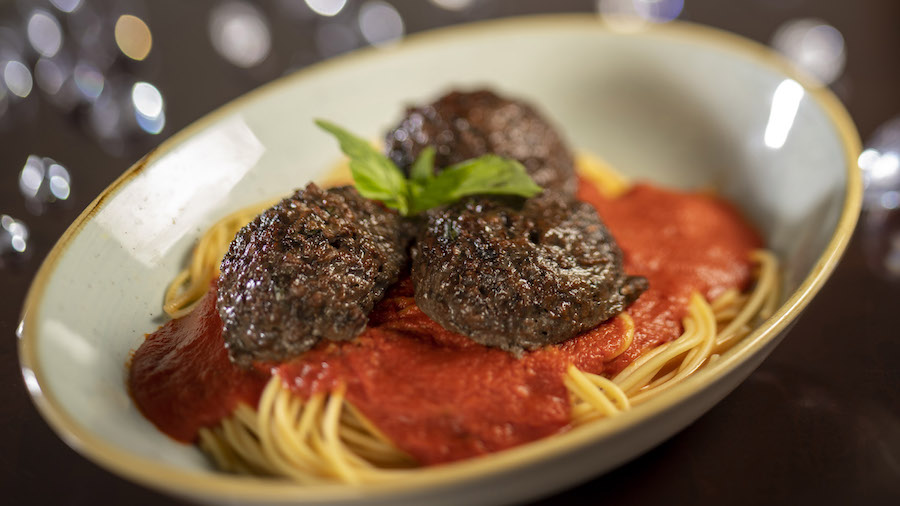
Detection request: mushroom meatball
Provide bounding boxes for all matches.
[411,191,647,353]
[386,89,578,194]
[217,183,409,367]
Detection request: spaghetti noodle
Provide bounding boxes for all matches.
[154,154,780,483]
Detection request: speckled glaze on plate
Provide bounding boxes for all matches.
[18,15,861,506]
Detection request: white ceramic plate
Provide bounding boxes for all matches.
[19,15,861,506]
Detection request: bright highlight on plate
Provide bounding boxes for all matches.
[764,79,804,149]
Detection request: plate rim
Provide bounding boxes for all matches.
[17,13,863,503]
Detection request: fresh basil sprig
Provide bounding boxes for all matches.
[315,119,542,216]
[315,119,412,215]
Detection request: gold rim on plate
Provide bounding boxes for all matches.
[17,13,863,503]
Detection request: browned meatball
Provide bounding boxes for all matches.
[412,192,647,353]
[217,183,409,367]
[386,90,577,194]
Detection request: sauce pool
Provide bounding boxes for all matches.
[129,178,761,465]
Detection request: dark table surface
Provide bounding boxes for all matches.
[2,1,899,505]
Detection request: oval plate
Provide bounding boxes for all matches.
[19,14,861,506]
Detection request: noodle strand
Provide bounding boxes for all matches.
[173,157,780,483]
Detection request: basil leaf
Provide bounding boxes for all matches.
[315,119,409,215]
[409,155,542,214]
[316,119,543,217]
[409,146,436,185]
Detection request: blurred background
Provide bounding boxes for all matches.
[1,1,898,505]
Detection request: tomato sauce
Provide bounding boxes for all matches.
[128,283,269,442]
[568,181,761,374]
[129,178,761,464]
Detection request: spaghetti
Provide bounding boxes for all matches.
[152,154,780,483]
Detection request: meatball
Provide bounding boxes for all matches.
[217,183,409,367]
[412,192,647,353]
[386,90,577,194]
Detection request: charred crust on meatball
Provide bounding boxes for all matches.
[411,191,648,353]
[386,90,578,194]
[216,183,410,367]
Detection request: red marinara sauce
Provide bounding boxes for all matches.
[129,283,269,442]
[128,177,762,465]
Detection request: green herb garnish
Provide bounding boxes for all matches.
[315,119,542,216]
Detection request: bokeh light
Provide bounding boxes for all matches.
[305,0,348,17]
[4,60,33,98]
[19,155,72,215]
[19,155,45,199]
[0,214,30,257]
[73,61,104,100]
[50,0,83,14]
[34,57,67,95]
[131,81,165,134]
[359,1,405,47]
[634,0,683,22]
[131,82,162,118]
[597,0,683,31]
[49,169,71,200]
[772,18,846,85]
[209,1,272,68]
[859,116,900,211]
[34,55,79,111]
[429,0,477,11]
[27,9,63,58]
[88,89,123,142]
[860,115,900,278]
[114,14,153,61]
